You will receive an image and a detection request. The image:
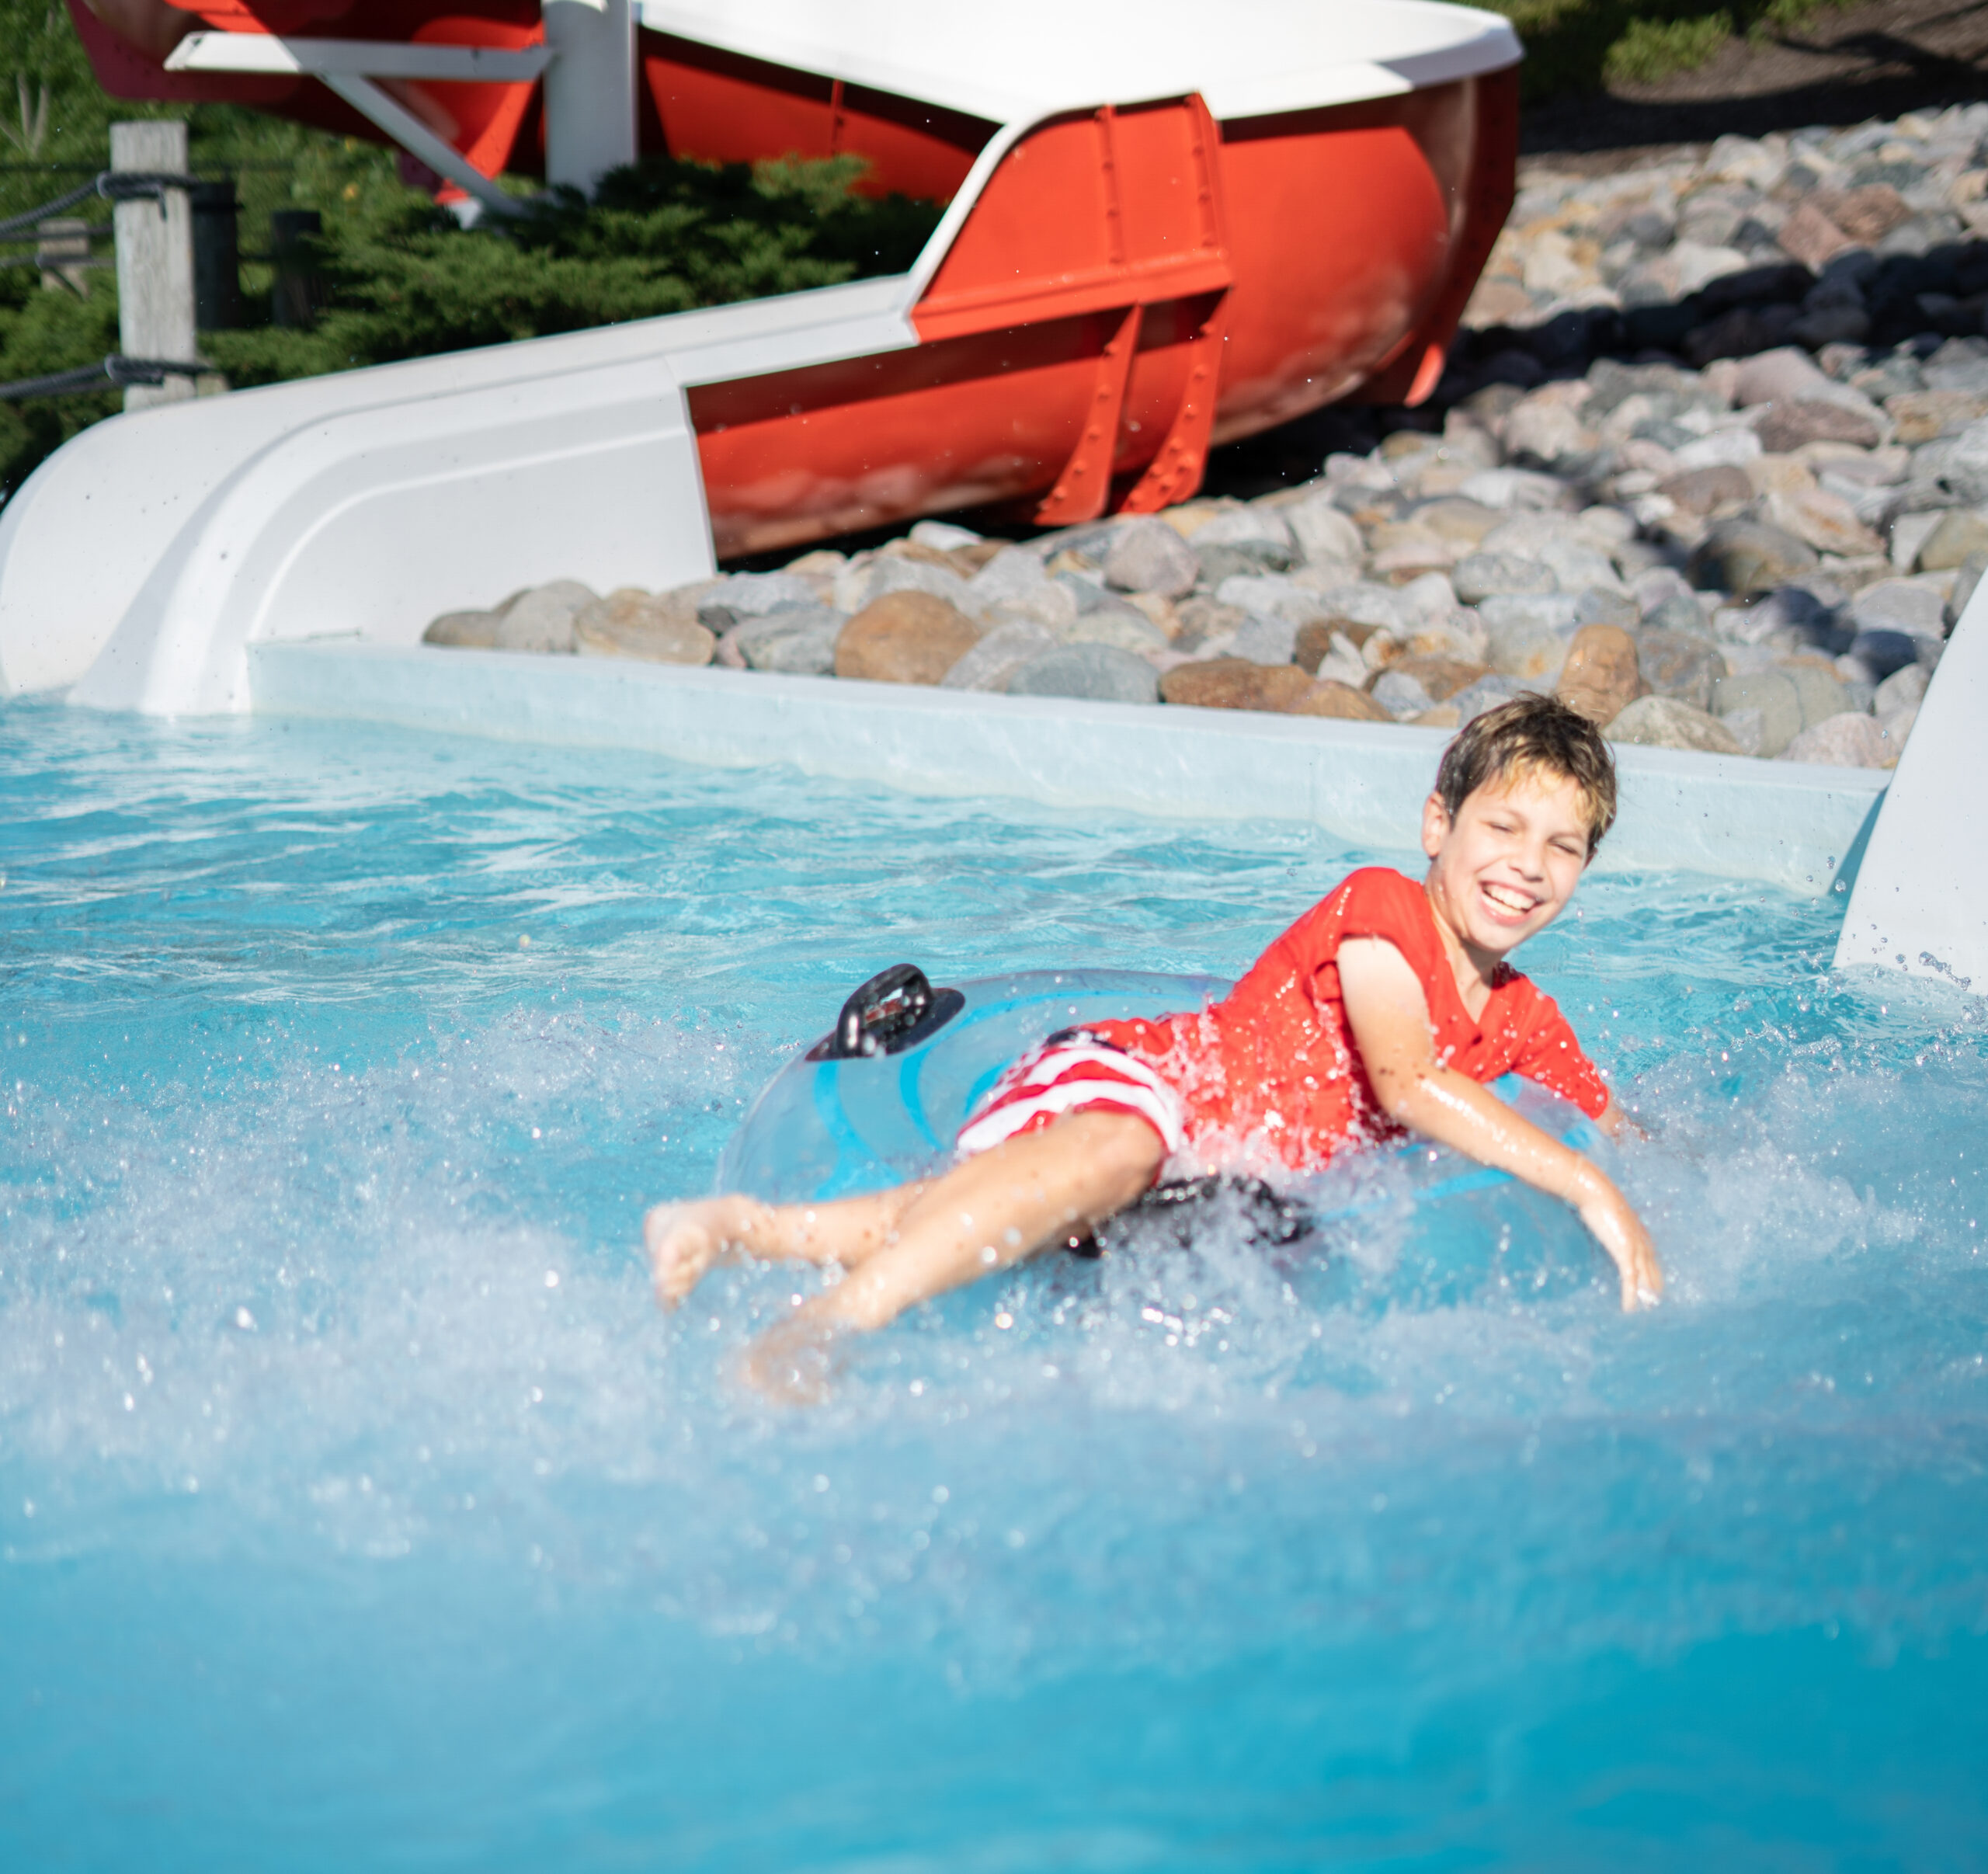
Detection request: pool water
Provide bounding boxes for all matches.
[2,697,1984,1871]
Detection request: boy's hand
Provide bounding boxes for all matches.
[1569,1163,1663,1310]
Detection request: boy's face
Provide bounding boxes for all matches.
[1421,767,1592,960]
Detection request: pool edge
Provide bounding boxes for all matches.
[246,640,1886,895]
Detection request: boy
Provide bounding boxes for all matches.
[649,696,1663,1399]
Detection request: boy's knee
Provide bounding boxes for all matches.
[1063,1111,1166,1203]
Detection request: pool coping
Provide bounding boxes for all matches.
[246,640,1887,896]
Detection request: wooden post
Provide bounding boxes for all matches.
[111,120,197,413]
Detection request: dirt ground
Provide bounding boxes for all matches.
[1522,0,1988,165]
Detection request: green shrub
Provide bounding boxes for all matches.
[203,154,944,387]
[1603,11,1733,84]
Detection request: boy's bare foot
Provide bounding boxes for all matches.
[741,1313,848,1406]
[645,1197,754,1309]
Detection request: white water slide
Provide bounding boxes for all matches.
[0,0,1518,713]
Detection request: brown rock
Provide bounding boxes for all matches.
[1885,389,1988,446]
[1689,519,1819,596]
[423,609,502,648]
[1635,627,1726,711]
[1778,200,1855,271]
[1286,679,1393,721]
[834,590,981,685]
[1916,508,1988,572]
[1295,617,1388,673]
[1657,464,1754,515]
[1382,654,1491,702]
[1762,485,1884,558]
[1756,398,1884,453]
[573,588,717,665]
[1817,185,1909,245]
[1159,659,1316,711]
[1554,623,1644,726]
[947,540,1008,576]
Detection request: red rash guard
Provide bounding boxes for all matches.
[1089,866,1610,1170]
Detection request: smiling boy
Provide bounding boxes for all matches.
[650,695,1662,1397]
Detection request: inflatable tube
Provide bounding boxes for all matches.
[718,968,1600,1235]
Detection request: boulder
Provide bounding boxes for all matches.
[1761,484,1885,557]
[423,609,502,648]
[1635,627,1727,711]
[1778,712,1896,767]
[1657,464,1753,514]
[1007,643,1161,704]
[1371,669,1436,718]
[836,590,982,684]
[940,621,1055,691]
[1605,695,1743,754]
[1915,508,1988,572]
[728,607,843,675]
[1283,499,1364,566]
[1103,517,1201,599]
[1850,578,1946,638]
[1689,520,1819,596]
[834,554,975,617]
[495,580,596,653]
[1062,603,1170,653]
[1758,398,1886,453]
[1230,614,1299,666]
[1159,659,1316,711]
[1712,669,1803,756]
[1781,661,1851,730]
[1872,661,1928,718]
[573,589,716,665]
[1286,679,1393,721]
[1554,623,1644,725]
[1453,551,1557,604]
[964,544,1065,618]
[1448,673,1529,725]
[1385,654,1492,702]
[701,572,818,618]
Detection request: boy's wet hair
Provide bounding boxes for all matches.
[1435,694,1618,851]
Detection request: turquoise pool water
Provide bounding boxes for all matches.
[2,697,1983,1871]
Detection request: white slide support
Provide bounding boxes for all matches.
[1833,592,1988,992]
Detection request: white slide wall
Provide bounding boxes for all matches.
[1834,588,1988,991]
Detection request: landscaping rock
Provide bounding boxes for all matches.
[834,555,975,617]
[1915,508,1988,571]
[1448,673,1530,724]
[728,607,843,676]
[1008,643,1160,705]
[1555,623,1644,725]
[1453,551,1557,603]
[1606,695,1743,754]
[573,589,716,665]
[1712,668,1804,756]
[1103,518,1200,599]
[1779,712,1896,767]
[1159,659,1316,711]
[1690,520,1819,596]
[1635,627,1727,711]
[423,609,502,648]
[836,590,982,685]
[941,621,1055,692]
[1287,679,1393,721]
[495,579,596,653]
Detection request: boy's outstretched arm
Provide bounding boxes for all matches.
[1336,938,1663,1310]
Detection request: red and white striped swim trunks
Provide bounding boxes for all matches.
[954,1030,1187,1159]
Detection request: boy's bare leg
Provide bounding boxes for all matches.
[646,1183,930,1309]
[744,1110,1164,1401]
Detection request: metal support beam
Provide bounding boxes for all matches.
[318,72,528,218]
[542,0,638,196]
